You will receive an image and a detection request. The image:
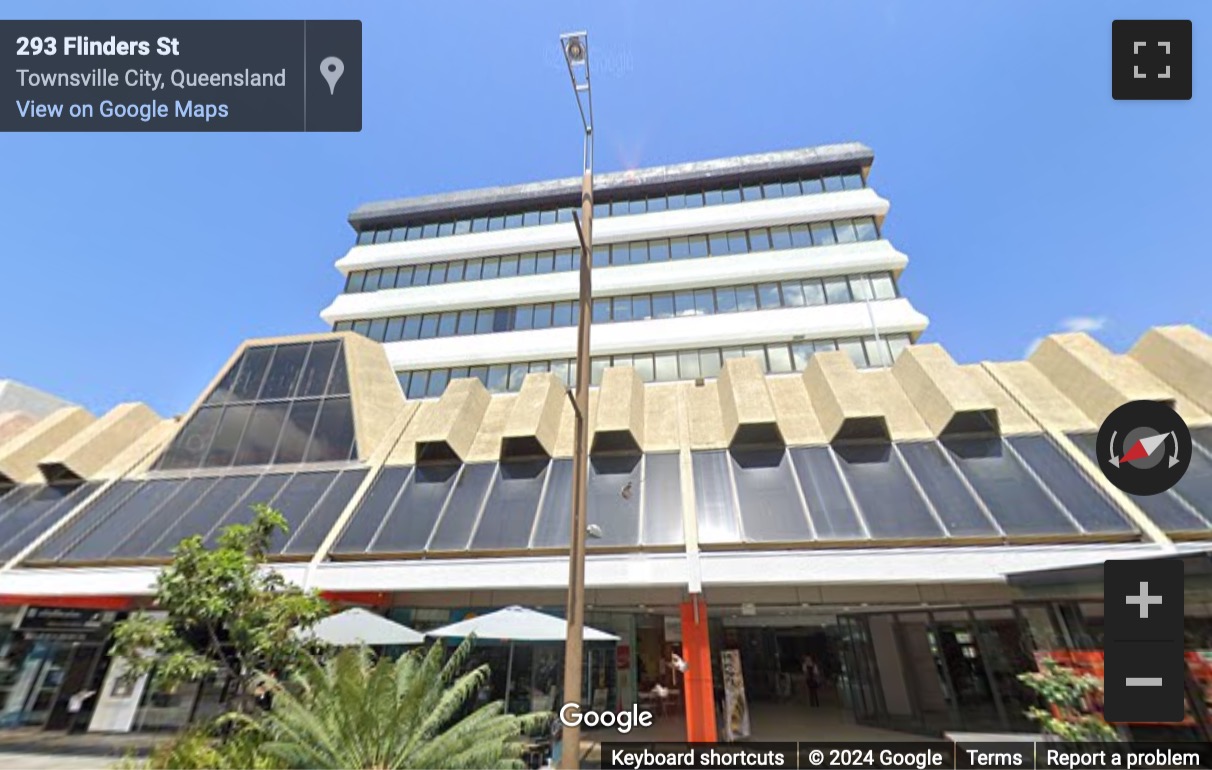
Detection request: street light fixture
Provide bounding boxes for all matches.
[558,29,593,770]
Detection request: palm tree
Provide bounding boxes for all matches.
[259,637,551,769]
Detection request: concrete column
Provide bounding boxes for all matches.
[680,594,717,742]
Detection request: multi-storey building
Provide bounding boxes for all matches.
[321,143,927,398]
[2,141,1212,744]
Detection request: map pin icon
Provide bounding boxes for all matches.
[320,56,344,95]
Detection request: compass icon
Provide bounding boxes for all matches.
[1097,400,1192,496]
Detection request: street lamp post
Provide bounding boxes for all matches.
[558,30,593,770]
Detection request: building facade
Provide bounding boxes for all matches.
[321,143,926,398]
[0,144,1211,742]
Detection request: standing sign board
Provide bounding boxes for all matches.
[720,649,750,741]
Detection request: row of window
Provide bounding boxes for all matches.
[344,216,882,295]
[334,272,898,344]
[354,170,866,246]
[395,334,913,400]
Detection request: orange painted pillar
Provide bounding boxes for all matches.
[680,594,717,742]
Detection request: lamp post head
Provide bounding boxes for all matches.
[564,35,587,65]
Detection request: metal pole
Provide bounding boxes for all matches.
[559,143,593,770]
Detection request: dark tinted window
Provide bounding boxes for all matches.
[944,437,1078,536]
[834,443,943,539]
[146,475,260,558]
[732,449,812,542]
[643,453,684,546]
[470,460,547,550]
[284,469,368,555]
[586,455,643,547]
[789,447,865,540]
[692,451,740,544]
[374,464,461,553]
[428,463,496,551]
[1010,436,1134,534]
[335,466,411,553]
[897,442,998,537]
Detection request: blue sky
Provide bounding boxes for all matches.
[2,1,1209,416]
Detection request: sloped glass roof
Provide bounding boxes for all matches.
[1068,429,1212,534]
[330,452,684,558]
[30,468,366,564]
[0,481,99,562]
[155,341,356,472]
[696,435,1138,546]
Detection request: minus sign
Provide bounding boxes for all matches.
[1126,677,1163,687]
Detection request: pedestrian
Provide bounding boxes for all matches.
[802,655,821,707]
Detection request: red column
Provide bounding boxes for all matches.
[680,594,717,742]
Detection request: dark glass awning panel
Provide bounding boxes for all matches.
[469,460,547,550]
[697,435,1141,548]
[60,480,191,562]
[897,442,999,537]
[691,451,741,544]
[942,437,1080,537]
[282,469,367,555]
[157,340,356,472]
[334,453,685,558]
[789,447,865,540]
[833,443,943,540]
[0,483,99,562]
[144,474,261,558]
[371,464,459,553]
[585,455,643,547]
[32,480,140,561]
[1008,436,1134,534]
[1069,432,1212,533]
[641,453,684,546]
[107,477,220,559]
[732,449,812,542]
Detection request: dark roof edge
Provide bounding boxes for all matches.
[348,142,874,229]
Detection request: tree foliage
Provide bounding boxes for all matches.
[1018,657,1121,741]
[110,504,329,707]
[259,638,551,770]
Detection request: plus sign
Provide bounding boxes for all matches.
[1126,581,1163,619]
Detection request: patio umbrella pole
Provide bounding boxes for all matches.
[504,641,515,713]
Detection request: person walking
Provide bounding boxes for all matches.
[802,654,821,707]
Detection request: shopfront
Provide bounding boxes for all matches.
[0,606,117,731]
[839,593,1212,740]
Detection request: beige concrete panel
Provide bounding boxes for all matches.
[766,377,828,447]
[962,365,1039,435]
[717,357,783,447]
[411,378,491,462]
[939,583,1016,603]
[1030,333,1178,426]
[684,381,728,450]
[465,394,518,462]
[501,373,565,458]
[857,369,933,441]
[643,384,680,452]
[96,418,180,479]
[892,345,1000,436]
[982,361,1095,432]
[341,332,409,460]
[0,407,95,485]
[802,352,888,441]
[0,412,36,447]
[592,366,645,453]
[383,401,427,465]
[37,403,162,483]
[1130,326,1212,422]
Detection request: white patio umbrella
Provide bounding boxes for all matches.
[296,608,424,646]
[425,606,618,709]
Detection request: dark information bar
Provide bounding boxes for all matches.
[0,20,361,131]
[598,742,1212,769]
